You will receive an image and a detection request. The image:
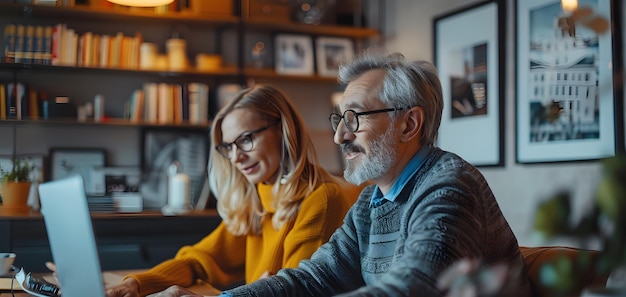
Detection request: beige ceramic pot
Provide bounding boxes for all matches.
[0,181,32,209]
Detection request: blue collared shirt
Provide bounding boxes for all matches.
[369,146,431,208]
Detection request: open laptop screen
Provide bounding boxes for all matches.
[38,175,106,297]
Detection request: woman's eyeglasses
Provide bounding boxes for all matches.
[329,107,410,133]
[215,121,278,159]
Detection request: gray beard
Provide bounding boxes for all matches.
[344,126,398,185]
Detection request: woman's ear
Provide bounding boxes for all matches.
[400,106,424,143]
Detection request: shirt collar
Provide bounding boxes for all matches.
[370,146,431,207]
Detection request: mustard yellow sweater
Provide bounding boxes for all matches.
[127,181,358,296]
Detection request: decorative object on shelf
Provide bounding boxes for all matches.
[0,154,44,211]
[0,158,33,211]
[162,160,191,215]
[166,38,188,71]
[246,0,291,22]
[292,0,336,25]
[49,148,107,195]
[315,37,353,78]
[433,0,505,167]
[107,0,174,7]
[515,0,617,163]
[532,154,626,296]
[274,34,314,75]
[195,54,222,72]
[251,41,267,69]
[140,127,208,210]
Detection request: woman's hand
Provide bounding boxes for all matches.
[150,285,204,297]
[105,278,140,297]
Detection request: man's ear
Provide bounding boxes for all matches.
[400,106,424,143]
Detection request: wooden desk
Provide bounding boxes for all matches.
[1,269,221,296]
[0,209,221,273]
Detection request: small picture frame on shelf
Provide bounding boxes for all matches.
[315,37,354,78]
[49,148,107,195]
[274,34,314,75]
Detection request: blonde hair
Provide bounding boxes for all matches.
[208,84,333,235]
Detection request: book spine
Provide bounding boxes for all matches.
[6,83,17,119]
[173,84,183,124]
[131,89,144,123]
[3,24,16,63]
[157,83,173,124]
[43,26,53,65]
[51,23,64,66]
[29,89,39,119]
[16,83,25,120]
[24,25,34,64]
[33,26,44,64]
[0,84,6,120]
[144,82,158,123]
[14,25,25,63]
[181,83,189,121]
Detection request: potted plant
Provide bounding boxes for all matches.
[0,158,33,210]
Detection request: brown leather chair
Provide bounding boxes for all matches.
[520,246,610,297]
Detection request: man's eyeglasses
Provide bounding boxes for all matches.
[329,107,410,133]
[215,121,278,159]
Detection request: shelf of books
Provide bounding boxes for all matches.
[0,80,213,127]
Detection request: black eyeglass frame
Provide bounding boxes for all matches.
[329,107,410,133]
[215,121,279,159]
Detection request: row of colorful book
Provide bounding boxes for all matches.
[1,81,210,125]
[3,23,144,69]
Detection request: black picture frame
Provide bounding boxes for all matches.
[515,0,618,163]
[140,126,210,210]
[433,0,505,167]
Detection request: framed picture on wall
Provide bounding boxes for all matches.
[516,0,617,163]
[315,37,354,77]
[433,0,505,167]
[140,126,209,209]
[274,34,314,75]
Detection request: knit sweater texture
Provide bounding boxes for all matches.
[127,181,357,296]
[226,148,533,296]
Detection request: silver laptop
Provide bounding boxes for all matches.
[38,175,106,297]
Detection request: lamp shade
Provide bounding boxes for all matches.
[107,0,174,7]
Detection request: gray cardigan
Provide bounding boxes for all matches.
[225,148,532,296]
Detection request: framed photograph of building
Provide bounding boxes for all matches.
[274,34,314,75]
[516,0,617,163]
[433,0,505,167]
[315,37,354,77]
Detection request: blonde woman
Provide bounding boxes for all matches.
[106,85,358,297]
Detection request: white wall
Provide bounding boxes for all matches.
[384,0,608,246]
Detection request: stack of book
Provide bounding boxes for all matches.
[86,195,116,213]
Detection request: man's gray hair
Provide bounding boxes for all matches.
[338,52,443,147]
